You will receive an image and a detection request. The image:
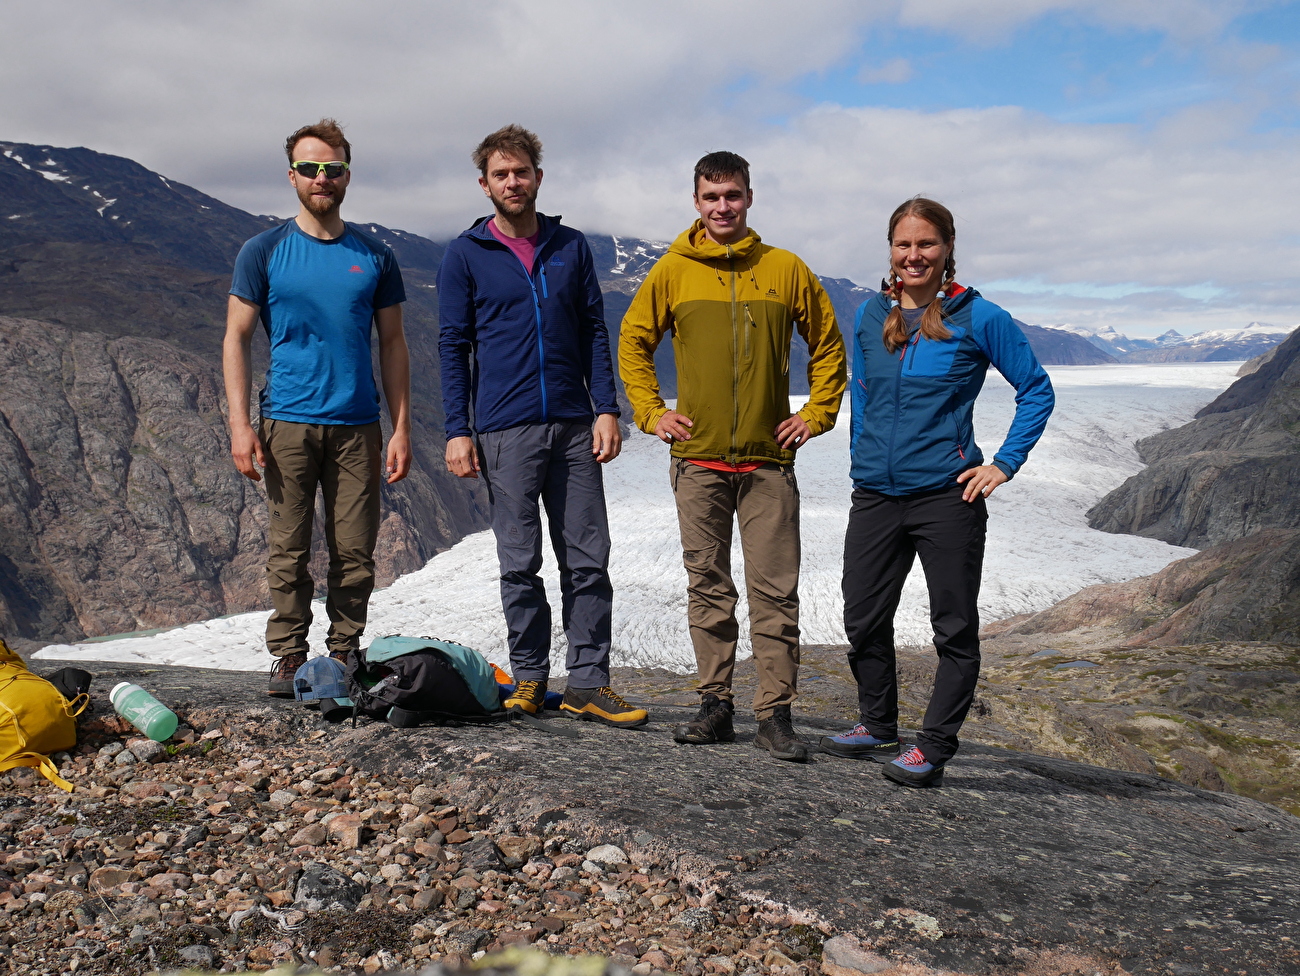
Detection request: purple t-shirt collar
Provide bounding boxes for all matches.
[487,218,540,273]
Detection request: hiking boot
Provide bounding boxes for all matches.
[754,705,809,762]
[882,745,945,787]
[503,679,548,716]
[329,649,353,666]
[267,651,307,697]
[561,686,649,728]
[673,694,735,744]
[818,723,901,761]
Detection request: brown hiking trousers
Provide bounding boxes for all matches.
[262,418,382,658]
[670,459,801,717]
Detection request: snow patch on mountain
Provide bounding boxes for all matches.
[607,235,669,283]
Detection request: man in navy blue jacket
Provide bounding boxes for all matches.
[439,124,646,728]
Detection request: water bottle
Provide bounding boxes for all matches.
[109,682,178,742]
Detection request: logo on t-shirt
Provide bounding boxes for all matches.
[349,265,364,273]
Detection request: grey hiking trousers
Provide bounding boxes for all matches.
[478,421,613,689]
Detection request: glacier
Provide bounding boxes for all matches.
[36,362,1241,676]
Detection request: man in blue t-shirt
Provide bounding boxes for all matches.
[224,118,411,696]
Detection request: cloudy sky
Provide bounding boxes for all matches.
[3,1,1298,334]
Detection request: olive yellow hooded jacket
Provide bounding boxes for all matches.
[619,221,847,465]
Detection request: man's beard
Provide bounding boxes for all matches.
[297,182,345,217]
[488,185,536,219]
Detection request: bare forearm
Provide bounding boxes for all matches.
[222,333,254,431]
[379,336,411,434]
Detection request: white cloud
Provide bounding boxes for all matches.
[0,0,1297,332]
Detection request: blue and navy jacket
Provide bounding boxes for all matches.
[437,214,619,439]
[850,285,1054,495]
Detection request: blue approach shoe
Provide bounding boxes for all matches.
[882,745,945,787]
[818,724,901,760]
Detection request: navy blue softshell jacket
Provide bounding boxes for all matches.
[850,286,1055,495]
[437,214,619,439]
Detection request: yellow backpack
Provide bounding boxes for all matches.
[0,639,85,791]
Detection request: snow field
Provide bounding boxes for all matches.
[37,362,1242,675]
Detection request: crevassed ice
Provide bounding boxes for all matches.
[36,362,1242,676]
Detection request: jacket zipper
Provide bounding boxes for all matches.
[887,330,919,492]
[526,259,548,421]
[743,302,754,361]
[728,247,738,462]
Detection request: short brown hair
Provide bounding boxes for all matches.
[285,118,351,164]
[472,124,543,175]
[693,151,750,193]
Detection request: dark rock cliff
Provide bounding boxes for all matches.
[0,144,486,643]
[1087,325,1300,548]
[985,526,1300,646]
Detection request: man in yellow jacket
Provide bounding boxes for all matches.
[619,151,847,761]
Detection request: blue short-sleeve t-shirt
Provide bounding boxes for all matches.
[229,220,406,425]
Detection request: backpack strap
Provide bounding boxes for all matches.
[0,699,73,791]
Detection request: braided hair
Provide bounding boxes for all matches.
[881,197,956,353]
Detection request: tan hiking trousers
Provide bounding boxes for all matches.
[262,418,382,658]
[670,459,801,717]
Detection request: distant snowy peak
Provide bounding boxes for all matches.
[1031,323,1160,357]
[1034,320,1297,362]
[1177,321,1293,346]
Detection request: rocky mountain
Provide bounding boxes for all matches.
[1014,322,1117,364]
[1052,323,1164,358]
[0,142,484,644]
[988,526,1300,647]
[1122,321,1294,362]
[1238,342,1282,376]
[1087,324,1300,550]
[1052,320,1294,363]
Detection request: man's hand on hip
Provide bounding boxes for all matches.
[445,436,480,479]
[230,423,265,482]
[774,414,811,450]
[592,413,622,463]
[386,429,412,484]
[654,410,694,443]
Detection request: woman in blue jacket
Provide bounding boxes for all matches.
[821,197,1054,786]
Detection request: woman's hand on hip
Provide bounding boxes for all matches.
[956,464,1008,502]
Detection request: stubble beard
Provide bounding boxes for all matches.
[490,186,536,220]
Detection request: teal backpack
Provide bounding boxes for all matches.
[342,636,503,727]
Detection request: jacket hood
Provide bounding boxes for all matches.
[667,220,763,262]
[869,283,980,324]
[460,212,562,247]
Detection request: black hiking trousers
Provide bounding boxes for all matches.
[842,485,987,766]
